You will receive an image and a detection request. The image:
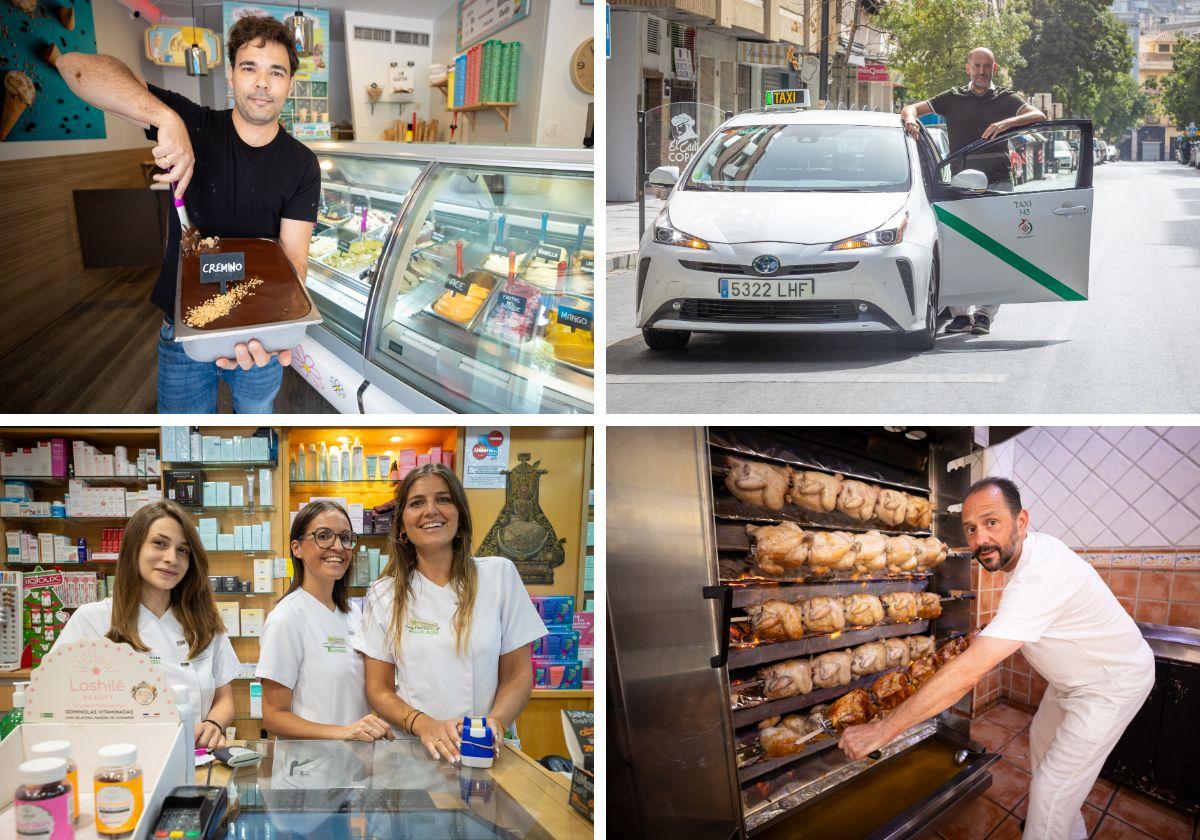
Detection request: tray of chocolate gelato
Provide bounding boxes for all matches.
[173,234,322,362]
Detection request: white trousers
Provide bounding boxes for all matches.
[1023,676,1153,840]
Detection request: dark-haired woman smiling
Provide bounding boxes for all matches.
[356,464,547,763]
[53,500,239,749]
[256,500,391,742]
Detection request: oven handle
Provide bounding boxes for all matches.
[703,584,734,668]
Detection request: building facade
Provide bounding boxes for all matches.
[606,0,896,200]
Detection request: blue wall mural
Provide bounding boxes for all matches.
[0,0,104,142]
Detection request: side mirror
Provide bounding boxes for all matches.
[648,166,680,187]
[950,169,988,190]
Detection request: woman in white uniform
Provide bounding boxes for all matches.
[53,500,239,749]
[357,463,547,763]
[256,500,391,741]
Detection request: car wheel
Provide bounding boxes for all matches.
[896,253,939,352]
[642,327,690,351]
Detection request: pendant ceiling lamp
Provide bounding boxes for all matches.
[184,0,208,76]
[285,0,314,58]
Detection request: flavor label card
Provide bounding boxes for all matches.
[444,275,470,295]
[535,244,560,262]
[199,252,245,292]
[491,243,510,257]
[498,292,527,315]
[558,304,593,331]
[581,258,594,274]
[430,230,446,243]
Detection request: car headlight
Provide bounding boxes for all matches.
[828,211,909,251]
[653,212,711,250]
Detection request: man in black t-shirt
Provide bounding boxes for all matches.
[900,48,1046,337]
[58,15,318,412]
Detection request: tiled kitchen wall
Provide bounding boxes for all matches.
[969,426,1200,713]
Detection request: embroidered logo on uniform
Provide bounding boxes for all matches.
[323,635,349,654]
[405,619,439,636]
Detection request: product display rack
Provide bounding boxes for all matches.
[160,426,287,739]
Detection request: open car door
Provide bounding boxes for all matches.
[932,119,1093,306]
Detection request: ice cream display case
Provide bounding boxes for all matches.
[608,427,1000,839]
[299,143,594,414]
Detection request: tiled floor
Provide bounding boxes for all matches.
[925,701,1198,840]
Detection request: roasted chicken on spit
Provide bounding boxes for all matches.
[842,593,885,627]
[746,522,809,576]
[757,714,820,758]
[811,650,853,688]
[916,536,949,571]
[807,530,856,574]
[871,670,916,711]
[823,688,879,730]
[788,470,843,513]
[850,641,888,676]
[906,655,938,689]
[759,658,813,699]
[725,457,789,510]
[801,596,846,634]
[885,535,922,574]
[936,635,970,665]
[747,599,804,641]
[883,637,911,669]
[837,479,880,522]
[853,530,889,575]
[907,635,936,660]
[880,591,919,623]
[904,494,933,529]
[916,592,943,619]
[873,488,909,526]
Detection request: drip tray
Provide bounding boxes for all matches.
[748,729,999,839]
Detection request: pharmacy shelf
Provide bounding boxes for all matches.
[207,550,276,556]
[165,461,277,468]
[3,516,130,522]
[290,479,397,485]
[189,506,277,513]
[0,476,157,486]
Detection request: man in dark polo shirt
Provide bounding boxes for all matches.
[58,15,318,412]
[900,47,1046,336]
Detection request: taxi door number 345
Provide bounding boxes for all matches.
[720,278,814,299]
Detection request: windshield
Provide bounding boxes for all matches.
[685,123,911,192]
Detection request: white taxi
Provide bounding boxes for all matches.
[636,103,1094,352]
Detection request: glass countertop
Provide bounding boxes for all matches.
[218,738,566,839]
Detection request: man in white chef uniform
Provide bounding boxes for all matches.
[839,477,1155,840]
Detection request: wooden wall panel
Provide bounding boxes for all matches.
[0,148,152,360]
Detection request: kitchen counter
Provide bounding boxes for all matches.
[197,737,591,839]
[1137,621,1200,665]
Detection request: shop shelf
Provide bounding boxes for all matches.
[164,461,277,468]
[0,475,157,486]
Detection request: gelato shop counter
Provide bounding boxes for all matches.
[206,738,591,839]
[295,142,594,415]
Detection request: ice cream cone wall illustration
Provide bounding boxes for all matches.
[1,0,105,141]
[1,71,35,141]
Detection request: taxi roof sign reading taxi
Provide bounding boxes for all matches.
[764,88,810,108]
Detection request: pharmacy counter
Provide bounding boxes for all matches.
[200,737,592,839]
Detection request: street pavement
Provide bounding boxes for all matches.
[606,161,1200,413]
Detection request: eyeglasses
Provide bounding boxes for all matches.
[301,528,358,549]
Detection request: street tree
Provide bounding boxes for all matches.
[1088,73,1153,143]
[1162,36,1200,128]
[1012,0,1133,117]
[876,0,1032,102]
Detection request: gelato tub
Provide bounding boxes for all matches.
[173,236,323,362]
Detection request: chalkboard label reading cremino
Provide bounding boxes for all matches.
[199,251,245,293]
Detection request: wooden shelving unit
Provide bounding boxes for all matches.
[448,101,517,131]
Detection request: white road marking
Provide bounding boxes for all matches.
[608,372,1008,384]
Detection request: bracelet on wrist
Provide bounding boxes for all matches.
[201,718,221,730]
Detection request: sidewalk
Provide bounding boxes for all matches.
[606,198,663,271]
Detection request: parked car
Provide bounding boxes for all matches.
[1095,140,1107,165]
[637,109,1095,353]
[1107,144,1120,162]
[1053,139,1076,171]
